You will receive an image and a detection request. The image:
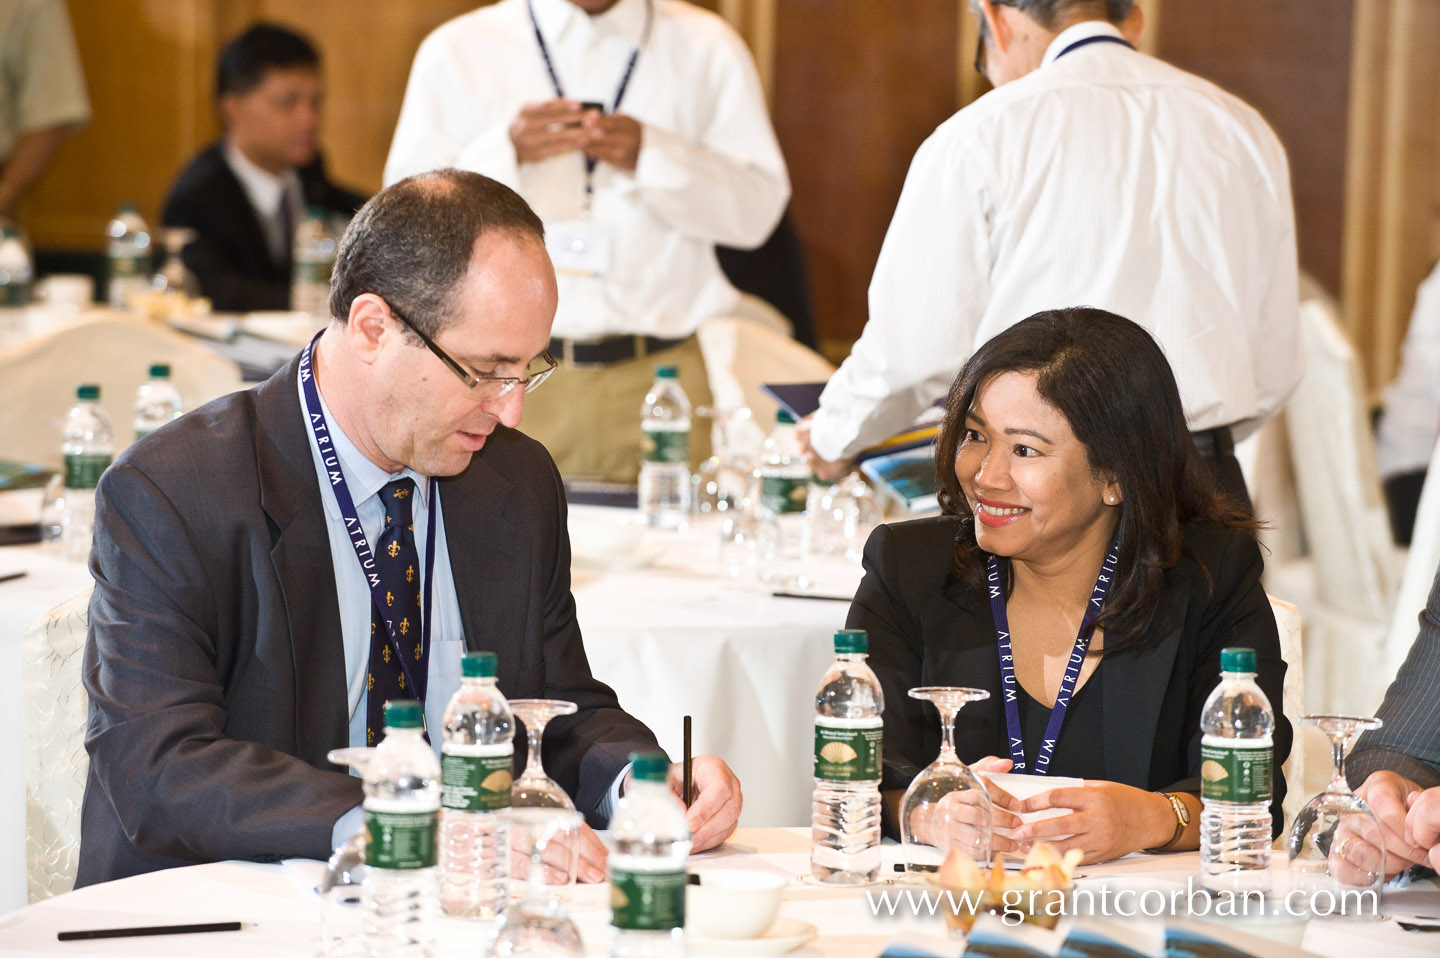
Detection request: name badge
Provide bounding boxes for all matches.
[547,221,612,278]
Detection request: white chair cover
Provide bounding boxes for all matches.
[1271,297,1400,714]
[0,311,244,470]
[1382,438,1440,684]
[695,304,835,422]
[1268,595,1305,835]
[21,588,92,902]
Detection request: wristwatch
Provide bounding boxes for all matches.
[1144,792,1190,853]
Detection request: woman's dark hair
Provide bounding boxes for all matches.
[933,307,1256,654]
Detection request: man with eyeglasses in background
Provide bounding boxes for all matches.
[798,0,1302,511]
[78,169,742,886]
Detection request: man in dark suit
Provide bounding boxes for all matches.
[79,169,741,886]
[1351,562,1440,877]
[161,23,366,312]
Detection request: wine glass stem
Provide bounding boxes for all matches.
[938,705,958,760]
[525,715,549,782]
[528,830,551,904]
[1330,732,1348,792]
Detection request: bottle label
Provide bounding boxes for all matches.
[1200,738,1273,804]
[364,808,437,869]
[761,475,808,514]
[110,254,147,278]
[814,719,883,782]
[0,281,27,306]
[134,428,154,441]
[64,453,111,490]
[642,427,689,464]
[293,259,332,284]
[609,866,686,931]
[441,744,514,812]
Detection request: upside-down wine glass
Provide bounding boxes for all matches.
[484,808,586,957]
[509,699,581,887]
[318,747,375,958]
[1286,714,1387,907]
[899,687,994,874]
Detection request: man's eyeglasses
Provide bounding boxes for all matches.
[386,301,557,401]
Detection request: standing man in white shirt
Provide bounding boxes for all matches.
[799,0,1302,509]
[385,0,790,483]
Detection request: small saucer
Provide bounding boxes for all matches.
[686,917,817,955]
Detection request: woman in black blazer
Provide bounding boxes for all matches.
[848,308,1291,864]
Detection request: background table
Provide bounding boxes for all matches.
[569,507,865,829]
[1,828,1436,956]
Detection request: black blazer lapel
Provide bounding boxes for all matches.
[254,359,349,767]
[1100,610,1185,788]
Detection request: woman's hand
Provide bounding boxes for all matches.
[1009,780,1175,864]
[906,756,1025,857]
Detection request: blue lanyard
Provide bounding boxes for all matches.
[299,332,438,701]
[1054,33,1134,61]
[987,537,1118,774]
[526,0,653,190]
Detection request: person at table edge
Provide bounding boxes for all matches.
[78,169,741,886]
[848,309,1291,865]
[162,23,367,313]
[1349,559,1440,877]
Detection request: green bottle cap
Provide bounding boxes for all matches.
[77,384,100,401]
[655,365,678,379]
[776,409,796,425]
[149,363,171,379]
[383,699,424,728]
[834,629,868,654]
[0,225,20,239]
[462,651,497,677]
[1220,647,1257,673]
[629,751,670,783]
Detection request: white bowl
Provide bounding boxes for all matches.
[567,509,647,566]
[686,869,787,940]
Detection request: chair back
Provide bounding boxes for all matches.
[22,588,92,901]
[1268,594,1306,835]
[696,310,835,424]
[0,311,244,470]
[1383,439,1440,684]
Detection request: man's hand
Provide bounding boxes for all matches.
[668,755,742,852]
[510,819,610,884]
[509,99,591,165]
[581,112,642,172]
[1355,770,1431,876]
[1010,781,1179,865]
[1404,786,1440,872]
[795,414,854,483]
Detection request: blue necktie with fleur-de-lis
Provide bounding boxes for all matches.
[366,478,426,744]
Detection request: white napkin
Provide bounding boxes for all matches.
[980,771,1083,839]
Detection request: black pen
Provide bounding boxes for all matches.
[770,590,848,601]
[58,921,249,941]
[0,571,27,585]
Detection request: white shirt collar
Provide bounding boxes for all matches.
[300,361,432,519]
[530,0,651,50]
[1041,19,1127,68]
[223,139,300,217]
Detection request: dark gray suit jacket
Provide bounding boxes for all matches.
[78,356,659,886]
[848,516,1292,837]
[1349,563,1440,790]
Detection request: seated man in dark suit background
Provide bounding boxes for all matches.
[79,169,741,886]
[162,22,366,312]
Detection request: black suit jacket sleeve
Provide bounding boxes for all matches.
[1348,564,1440,790]
[84,461,361,870]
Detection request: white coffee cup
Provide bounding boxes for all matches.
[35,274,95,312]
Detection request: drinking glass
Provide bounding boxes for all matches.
[1286,715,1387,904]
[319,747,375,958]
[692,406,759,516]
[808,471,880,562]
[151,227,200,297]
[717,492,760,581]
[484,808,585,957]
[899,687,993,873]
[510,699,580,886]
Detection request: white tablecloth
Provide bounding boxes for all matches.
[571,508,864,829]
[0,547,93,915]
[0,828,1435,956]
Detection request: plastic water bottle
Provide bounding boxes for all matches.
[811,629,883,884]
[756,410,812,588]
[133,363,182,441]
[439,651,513,920]
[609,751,690,957]
[0,223,33,306]
[292,206,336,319]
[59,384,114,563]
[1199,647,1274,896]
[639,365,691,530]
[106,203,152,309]
[364,699,440,957]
